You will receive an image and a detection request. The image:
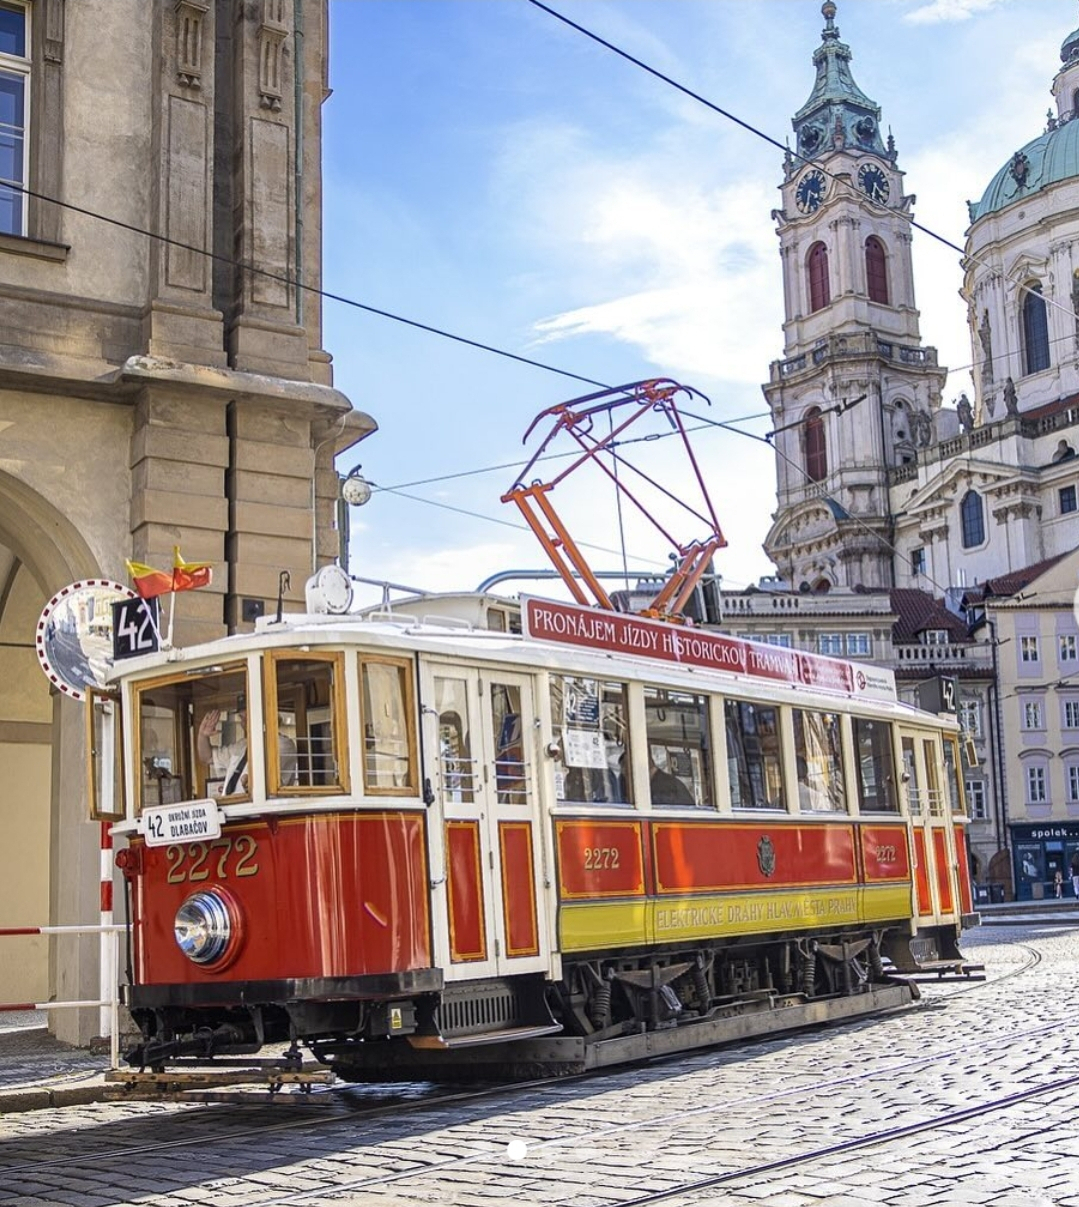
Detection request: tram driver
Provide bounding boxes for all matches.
[197,698,298,795]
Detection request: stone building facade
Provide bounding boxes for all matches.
[737,5,1079,898]
[0,0,372,1037]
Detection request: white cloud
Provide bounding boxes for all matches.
[904,0,1007,24]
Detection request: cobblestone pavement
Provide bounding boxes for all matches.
[3,925,1079,1206]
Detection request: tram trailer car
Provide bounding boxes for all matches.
[94,593,977,1081]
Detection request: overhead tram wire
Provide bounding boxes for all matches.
[524,0,1079,339]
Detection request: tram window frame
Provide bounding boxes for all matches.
[643,685,713,809]
[266,650,350,797]
[792,707,847,813]
[942,737,966,817]
[87,688,125,822]
[724,698,786,811]
[549,675,633,808]
[851,716,899,814]
[133,663,249,813]
[358,653,418,796]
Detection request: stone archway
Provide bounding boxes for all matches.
[0,472,104,1041]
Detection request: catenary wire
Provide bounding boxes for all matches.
[524,0,1079,380]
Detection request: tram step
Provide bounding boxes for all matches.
[409,1021,564,1050]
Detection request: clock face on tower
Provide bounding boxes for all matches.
[795,168,827,214]
[857,162,890,204]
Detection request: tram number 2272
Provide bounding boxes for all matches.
[583,846,621,871]
[165,836,259,884]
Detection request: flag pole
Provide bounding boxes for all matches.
[165,590,176,649]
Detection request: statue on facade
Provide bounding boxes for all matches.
[979,310,994,384]
[911,409,933,448]
[956,393,974,433]
[1003,376,1019,416]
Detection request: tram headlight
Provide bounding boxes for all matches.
[174,890,235,966]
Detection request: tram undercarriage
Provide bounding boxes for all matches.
[123,923,950,1081]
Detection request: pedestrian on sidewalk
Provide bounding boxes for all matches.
[1071,859,1079,898]
[1054,869,1064,899]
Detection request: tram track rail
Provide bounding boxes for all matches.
[0,942,1052,1184]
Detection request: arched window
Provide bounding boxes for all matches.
[960,490,985,548]
[1022,282,1050,375]
[808,242,830,313]
[805,406,827,482]
[865,236,889,304]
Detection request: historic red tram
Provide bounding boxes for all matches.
[92,583,977,1081]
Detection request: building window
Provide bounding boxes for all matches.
[808,242,831,312]
[923,629,949,646]
[910,547,925,576]
[865,236,889,305]
[846,633,871,656]
[1060,485,1077,514]
[1026,764,1047,804]
[1061,634,1078,664]
[965,779,987,820]
[1022,282,1050,375]
[1023,700,1043,730]
[959,699,982,739]
[818,633,844,655]
[1069,765,1079,804]
[960,490,985,548]
[0,1,29,237]
[761,633,793,648]
[1021,635,1040,663]
[1064,700,1079,729]
[804,406,827,482]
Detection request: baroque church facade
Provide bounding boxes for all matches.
[0,1,371,1037]
[731,3,1079,897]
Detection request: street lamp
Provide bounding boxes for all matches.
[341,465,372,507]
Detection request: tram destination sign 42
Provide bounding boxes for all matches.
[141,800,222,847]
[522,596,897,703]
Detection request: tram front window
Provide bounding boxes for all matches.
[550,676,632,806]
[135,666,248,811]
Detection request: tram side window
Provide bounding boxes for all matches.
[136,666,248,811]
[792,708,846,812]
[725,699,786,810]
[270,654,347,793]
[644,687,713,808]
[550,676,632,806]
[360,656,417,794]
[852,717,898,813]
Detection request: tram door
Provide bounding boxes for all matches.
[422,663,550,980]
[900,730,959,925]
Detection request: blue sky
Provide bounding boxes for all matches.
[321,0,1069,604]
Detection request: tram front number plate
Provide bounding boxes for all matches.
[141,800,222,847]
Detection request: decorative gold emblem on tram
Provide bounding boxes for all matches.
[757,835,776,878]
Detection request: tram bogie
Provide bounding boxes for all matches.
[95,593,976,1083]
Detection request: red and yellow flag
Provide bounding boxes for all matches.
[171,547,212,593]
[125,558,174,600]
[125,549,213,598]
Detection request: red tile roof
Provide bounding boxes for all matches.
[890,588,968,642]
[961,553,1069,604]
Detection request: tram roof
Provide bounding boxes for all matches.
[108,595,953,728]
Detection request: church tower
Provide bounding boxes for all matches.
[762,2,946,592]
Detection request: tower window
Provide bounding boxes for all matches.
[960,490,985,548]
[865,236,889,305]
[808,242,830,313]
[804,406,827,482]
[1022,282,1050,375]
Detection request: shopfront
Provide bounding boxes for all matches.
[1011,824,1079,901]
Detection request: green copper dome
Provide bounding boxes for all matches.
[968,118,1079,224]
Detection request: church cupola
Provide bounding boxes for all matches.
[791,2,891,167]
[1053,15,1079,121]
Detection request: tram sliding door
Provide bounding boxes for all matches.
[423,662,550,980]
[900,729,960,927]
